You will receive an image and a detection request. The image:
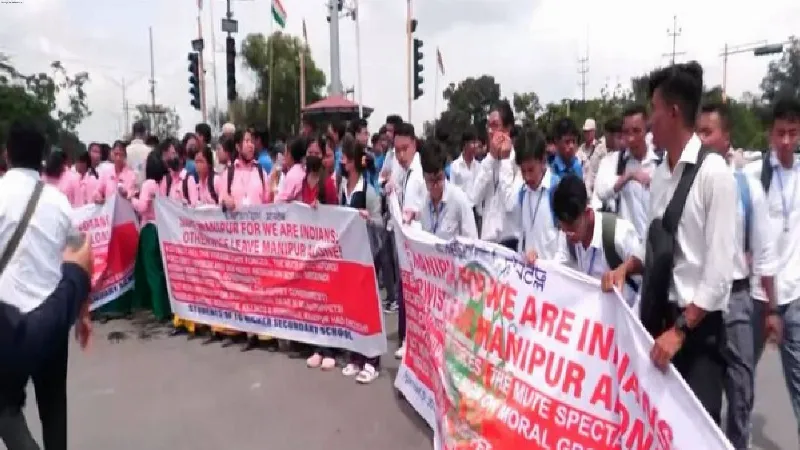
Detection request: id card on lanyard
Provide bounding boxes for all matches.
[429,201,446,234]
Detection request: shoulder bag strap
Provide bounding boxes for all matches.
[601,213,622,269]
[0,181,45,275]
[760,151,773,192]
[661,148,711,234]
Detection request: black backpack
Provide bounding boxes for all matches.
[639,148,710,337]
[181,173,218,204]
[227,163,266,196]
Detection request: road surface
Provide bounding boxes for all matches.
[20,314,797,450]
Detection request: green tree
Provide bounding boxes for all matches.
[512,91,541,130]
[760,37,800,104]
[239,31,327,137]
[0,54,91,150]
[132,104,182,141]
[425,75,503,156]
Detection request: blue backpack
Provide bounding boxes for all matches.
[734,170,753,252]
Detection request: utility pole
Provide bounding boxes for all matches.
[197,5,208,123]
[665,15,685,65]
[209,0,220,131]
[121,77,129,133]
[148,26,158,134]
[577,54,589,102]
[327,0,344,96]
[406,0,412,121]
[148,27,156,109]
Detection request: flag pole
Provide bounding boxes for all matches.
[354,0,363,119]
[267,13,275,127]
[433,60,439,138]
[300,20,307,124]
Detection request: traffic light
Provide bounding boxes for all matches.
[226,36,237,101]
[413,38,424,100]
[188,52,200,110]
[754,43,784,56]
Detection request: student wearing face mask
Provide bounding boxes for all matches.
[160,139,198,206]
[337,135,384,384]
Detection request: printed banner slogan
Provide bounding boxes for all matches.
[154,198,387,357]
[388,194,732,450]
[71,193,139,311]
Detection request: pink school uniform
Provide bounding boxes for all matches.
[160,170,198,205]
[217,159,270,207]
[195,174,220,205]
[275,163,305,203]
[98,165,137,200]
[132,179,159,224]
[73,173,101,207]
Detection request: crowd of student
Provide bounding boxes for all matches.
[2,59,800,448]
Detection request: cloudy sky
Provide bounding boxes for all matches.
[2,0,798,143]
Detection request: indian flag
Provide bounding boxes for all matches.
[272,0,287,28]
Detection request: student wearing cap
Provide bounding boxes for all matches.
[577,118,607,196]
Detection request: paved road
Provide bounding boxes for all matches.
[19,315,797,450]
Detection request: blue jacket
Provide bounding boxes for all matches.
[551,154,583,179]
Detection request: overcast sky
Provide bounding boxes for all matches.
[2,0,798,143]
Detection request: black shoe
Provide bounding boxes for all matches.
[241,336,258,352]
[203,333,222,345]
[169,328,184,337]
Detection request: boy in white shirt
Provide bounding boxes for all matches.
[470,101,519,249]
[419,140,478,241]
[507,128,564,262]
[548,174,642,308]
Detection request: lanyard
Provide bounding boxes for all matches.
[776,166,797,232]
[400,169,412,207]
[521,188,544,251]
[493,168,499,191]
[429,201,446,234]
[582,247,598,275]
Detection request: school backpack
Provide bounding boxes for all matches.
[227,163,266,195]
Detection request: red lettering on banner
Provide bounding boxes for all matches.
[518,295,574,345]
[78,214,110,232]
[413,252,455,284]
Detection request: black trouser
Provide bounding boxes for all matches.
[0,410,39,450]
[0,263,90,450]
[32,336,69,450]
[668,306,727,425]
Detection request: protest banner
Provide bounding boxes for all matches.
[154,197,386,357]
[389,195,732,450]
[71,193,139,311]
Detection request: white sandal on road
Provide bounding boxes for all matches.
[356,363,379,384]
[342,363,359,377]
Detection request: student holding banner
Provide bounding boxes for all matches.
[337,135,383,383]
[217,129,275,351]
[132,150,172,322]
[418,139,478,241]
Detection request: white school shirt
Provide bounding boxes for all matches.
[389,152,425,222]
[510,169,563,260]
[594,148,661,239]
[470,152,519,243]
[420,182,478,240]
[727,165,777,284]
[450,155,481,208]
[746,152,800,305]
[557,212,643,308]
[644,134,737,312]
[0,169,80,313]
